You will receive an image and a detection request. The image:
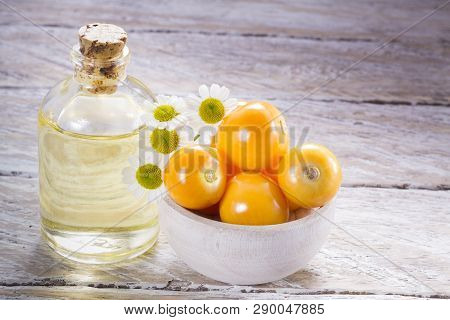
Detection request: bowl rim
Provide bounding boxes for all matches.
[162,196,335,232]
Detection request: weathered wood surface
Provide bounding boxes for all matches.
[1,24,449,104]
[0,177,449,299]
[0,0,449,299]
[1,0,449,43]
[0,287,432,300]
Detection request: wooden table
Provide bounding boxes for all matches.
[0,0,449,299]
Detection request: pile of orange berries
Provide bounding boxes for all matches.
[164,101,342,226]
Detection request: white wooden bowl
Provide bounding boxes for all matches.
[160,198,335,285]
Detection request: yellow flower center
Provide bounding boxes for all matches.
[154,104,179,122]
[198,98,225,124]
[150,128,179,154]
[135,164,163,189]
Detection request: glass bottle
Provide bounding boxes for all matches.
[38,24,159,264]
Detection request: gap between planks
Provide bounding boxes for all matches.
[0,280,448,300]
[34,23,380,43]
[1,85,449,108]
[1,172,449,191]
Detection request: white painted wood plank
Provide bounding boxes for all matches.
[0,286,437,300]
[0,24,449,104]
[1,0,448,43]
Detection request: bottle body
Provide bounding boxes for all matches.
[39,74,159,264]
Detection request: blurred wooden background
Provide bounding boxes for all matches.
[0,0,449,299]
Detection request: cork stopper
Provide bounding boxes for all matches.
[78,23,127,60]
[74,23,130,94]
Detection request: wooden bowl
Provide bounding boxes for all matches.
[160,198,335,285]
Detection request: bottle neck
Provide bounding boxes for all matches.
[71,45,130,94]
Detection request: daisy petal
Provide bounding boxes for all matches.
[210,84,221,99]
[218,86,230,100]
[194,125,217,146]
[166,118,185,130]
[127,183,138,194]
[141,112,152,121]
[155,121,169,129]
[156,95,168,105]
[186,94,202,106]
[142,100,153,112]
[176,114,188,124]
[132,188,143,199]
[177,97,187,108]
[147,185,166,203]
[177,127,193,147]
[128,156,139,168]
[122,167,136,184]
[199,84,209,99]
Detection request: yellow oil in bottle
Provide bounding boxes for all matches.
[39,110,159,264]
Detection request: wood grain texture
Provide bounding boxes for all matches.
[0,22,449,104]
[1,0,449,43]
[0,176,449,298]
[0,286,436,300]
[0,0,449,299]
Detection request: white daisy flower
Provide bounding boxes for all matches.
[186,84,237,145]
[142,95,187,130]
[121,154,167,203]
